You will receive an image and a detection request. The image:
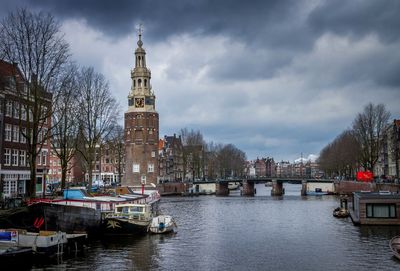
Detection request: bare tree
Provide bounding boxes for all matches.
[107,124,125,184]
[388,120,400,178]
[205,142,223,180]
[180,128,206,180]
[318,130,361,178]
[76,67,118,191]
[0,9,70,197]
[51,64,80,190]
[217,144,247,178]
[352,103,390,174]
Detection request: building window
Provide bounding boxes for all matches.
[12,125,19,142]
[37,151,42,165]
[151,151,156,158]
[38,130,43,144]
[20,150,26,166]
[366,204,396,218]
[12,149,19,166]
[5,124,12,141]
[133,163,140,173]
[20,127,27,143]
[4,149,11,166]
[13,102,19,119]
[42,128,48,145]
[41,106,48,124]
[5,100,12,117]
[21,105,27,120]
[41,150,48,166]
[148,163,154,173]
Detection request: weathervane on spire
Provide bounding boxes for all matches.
[136,23,143,48]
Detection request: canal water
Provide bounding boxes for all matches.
[24,184,400,270]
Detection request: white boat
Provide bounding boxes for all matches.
[389,236,400,260]
[0,229,67,257]
[148,215,177,234]
[228,182,240,190]
[18,230,67,256]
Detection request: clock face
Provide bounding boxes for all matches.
[135,98,144,108]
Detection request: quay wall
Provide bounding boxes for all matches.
[157,183,186,195]
[334,181,400,195]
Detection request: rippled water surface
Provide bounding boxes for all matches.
[26,184,400,270]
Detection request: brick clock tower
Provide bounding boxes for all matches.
[123,31,159,186]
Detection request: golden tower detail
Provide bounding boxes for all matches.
[123,30,159,186]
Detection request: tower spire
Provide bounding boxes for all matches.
[137,23,143,48]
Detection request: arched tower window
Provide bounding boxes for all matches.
[138,79,142,87]
[133,80,136,88]
[144,79,147,87]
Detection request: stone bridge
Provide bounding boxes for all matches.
[215,177,334,196]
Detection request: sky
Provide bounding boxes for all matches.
[1,0,399,162]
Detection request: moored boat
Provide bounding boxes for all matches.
[389,236,400,260]
[306,188,328,196]
[18,230,67,256]
[148,215,177,234]
[0,229,67,258]
[101,203,155,235]
[333,207,349,218]
[0,230,33,260]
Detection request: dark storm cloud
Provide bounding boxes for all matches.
[11,0,310,47]
[308,0,400,43]
[6,0,399,84]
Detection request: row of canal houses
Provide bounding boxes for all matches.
[245,157,324,179]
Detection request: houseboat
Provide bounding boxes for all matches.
[349,191,400,225]
[0,187,160,235]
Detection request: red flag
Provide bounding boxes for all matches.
[356,171,373,182]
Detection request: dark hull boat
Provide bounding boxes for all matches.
[101,203,156,235]
[101,217,150,235]
[0,202,101,235]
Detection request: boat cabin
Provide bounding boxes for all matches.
[113,204,153,221]
[350,191,400,225]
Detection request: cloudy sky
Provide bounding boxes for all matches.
[1,0,399,162]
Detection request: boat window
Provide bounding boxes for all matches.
[122,207,129,214]
[366,204,396,218]
[131,206,143,213]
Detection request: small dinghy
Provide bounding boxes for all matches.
[389,236,400,260]
[333,207,349,218]
[148,215,177,234]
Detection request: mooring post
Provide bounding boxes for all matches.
[301,180,307,196]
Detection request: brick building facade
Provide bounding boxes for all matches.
[0,60,51,198]
[123,32,159,186]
